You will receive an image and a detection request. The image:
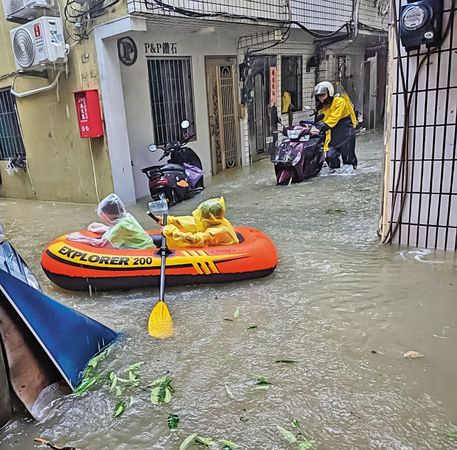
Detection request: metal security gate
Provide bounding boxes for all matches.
[205,57,240,174]
[247,56,277,162]
[147,57,196,145]
[0,88,25,159]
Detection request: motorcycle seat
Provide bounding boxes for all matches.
[142,163,185,174]
[160,163,185,172]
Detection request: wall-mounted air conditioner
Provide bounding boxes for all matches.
[10,17,67,71]
[2,0,55,23]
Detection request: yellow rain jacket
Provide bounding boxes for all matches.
[162,197,239,248]
[320,94,357,152]
[282,91,292,113]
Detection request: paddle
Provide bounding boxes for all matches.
[148,213,173,338]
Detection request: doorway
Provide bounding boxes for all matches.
[205,57,240,175]
[247,56,277,162]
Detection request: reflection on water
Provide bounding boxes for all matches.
[1,133,457,449]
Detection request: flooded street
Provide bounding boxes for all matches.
[1,132,457,449]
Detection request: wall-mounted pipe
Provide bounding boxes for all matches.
[11,71,61,99]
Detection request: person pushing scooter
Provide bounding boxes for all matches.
[312,81,358,170]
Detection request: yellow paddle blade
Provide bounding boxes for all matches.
[148,301,173,338]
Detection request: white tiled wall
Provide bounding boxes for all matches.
[382,0,457,250]
[129,0,385,33]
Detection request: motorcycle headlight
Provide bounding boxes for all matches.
[287,129,300,139]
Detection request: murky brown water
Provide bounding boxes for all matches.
[1,132,457,449]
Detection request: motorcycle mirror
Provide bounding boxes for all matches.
[148,144,157,152]
[180,120,190,129]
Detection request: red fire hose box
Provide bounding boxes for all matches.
[74,89,104,138]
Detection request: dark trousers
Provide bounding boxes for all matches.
[326,134,357,169]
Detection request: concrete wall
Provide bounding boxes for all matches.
[0,2,120,203]
[380,0,457,250]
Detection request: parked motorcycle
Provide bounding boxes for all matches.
[141,120,204,206]
[271,110,325,185]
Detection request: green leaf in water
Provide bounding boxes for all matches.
[325,208,346,214]
[233,308,240,319]
[195,436,216,447]
[151,386,172,405]
[239,415,249,423]
[277,426,297,443]
[109,372,118,391]
[117,377,130,383]
[298,440,315,450]
[447,432,457,438]
[113,400,126,418]
[292,419,301,429]
[225,385,235,399]
[219,439,239,449]
[275,359,298,364]
[167,413,180,430]
[247,325,258,330]
[180,433,198,450]
[114,385,123,397]
[256,376,271,385]
[74,375,101,395]
[127,361,144,371]
[83,348,110,376]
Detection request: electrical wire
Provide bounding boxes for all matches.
[144,0,354,40]
[382,0,456,244]
[64,0,122,41]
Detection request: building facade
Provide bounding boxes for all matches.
[0,0,387,204]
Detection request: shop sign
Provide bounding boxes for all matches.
[144,42,178,55]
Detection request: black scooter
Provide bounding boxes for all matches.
[141,120,204,206]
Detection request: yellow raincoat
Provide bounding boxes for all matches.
[320,94,357,152]
[282,91,292,113]
[162,197,239,248]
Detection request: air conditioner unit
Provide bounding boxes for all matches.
[2,0,55,23]
[10,17,67,71]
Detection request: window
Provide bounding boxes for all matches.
[147,57,196,145]
[281,56,303,112]
[0,88,26,160]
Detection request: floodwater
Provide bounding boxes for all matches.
[1,132,457,450]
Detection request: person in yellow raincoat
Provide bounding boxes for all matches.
[313,81,358,170]
[158,197,239,248]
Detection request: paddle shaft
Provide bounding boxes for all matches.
[159,214,168,302]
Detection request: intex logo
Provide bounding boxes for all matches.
[33,24,41,38]
[209,248,236,254]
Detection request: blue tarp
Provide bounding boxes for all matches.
[0,269,119,389]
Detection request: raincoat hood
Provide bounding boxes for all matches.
[97,194,127,225]
[192,197,226,231]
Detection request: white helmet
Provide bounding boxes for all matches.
[313,81,335,98]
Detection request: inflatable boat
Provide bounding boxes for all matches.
[41,226,278,292]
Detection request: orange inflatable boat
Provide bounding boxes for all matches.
[41,226,278,291]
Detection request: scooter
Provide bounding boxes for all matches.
[271,111,325,185]
[141,120,204,206]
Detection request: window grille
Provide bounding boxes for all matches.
[281,56,303,112]
[0,88,26,160]
[147,57,196,145]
